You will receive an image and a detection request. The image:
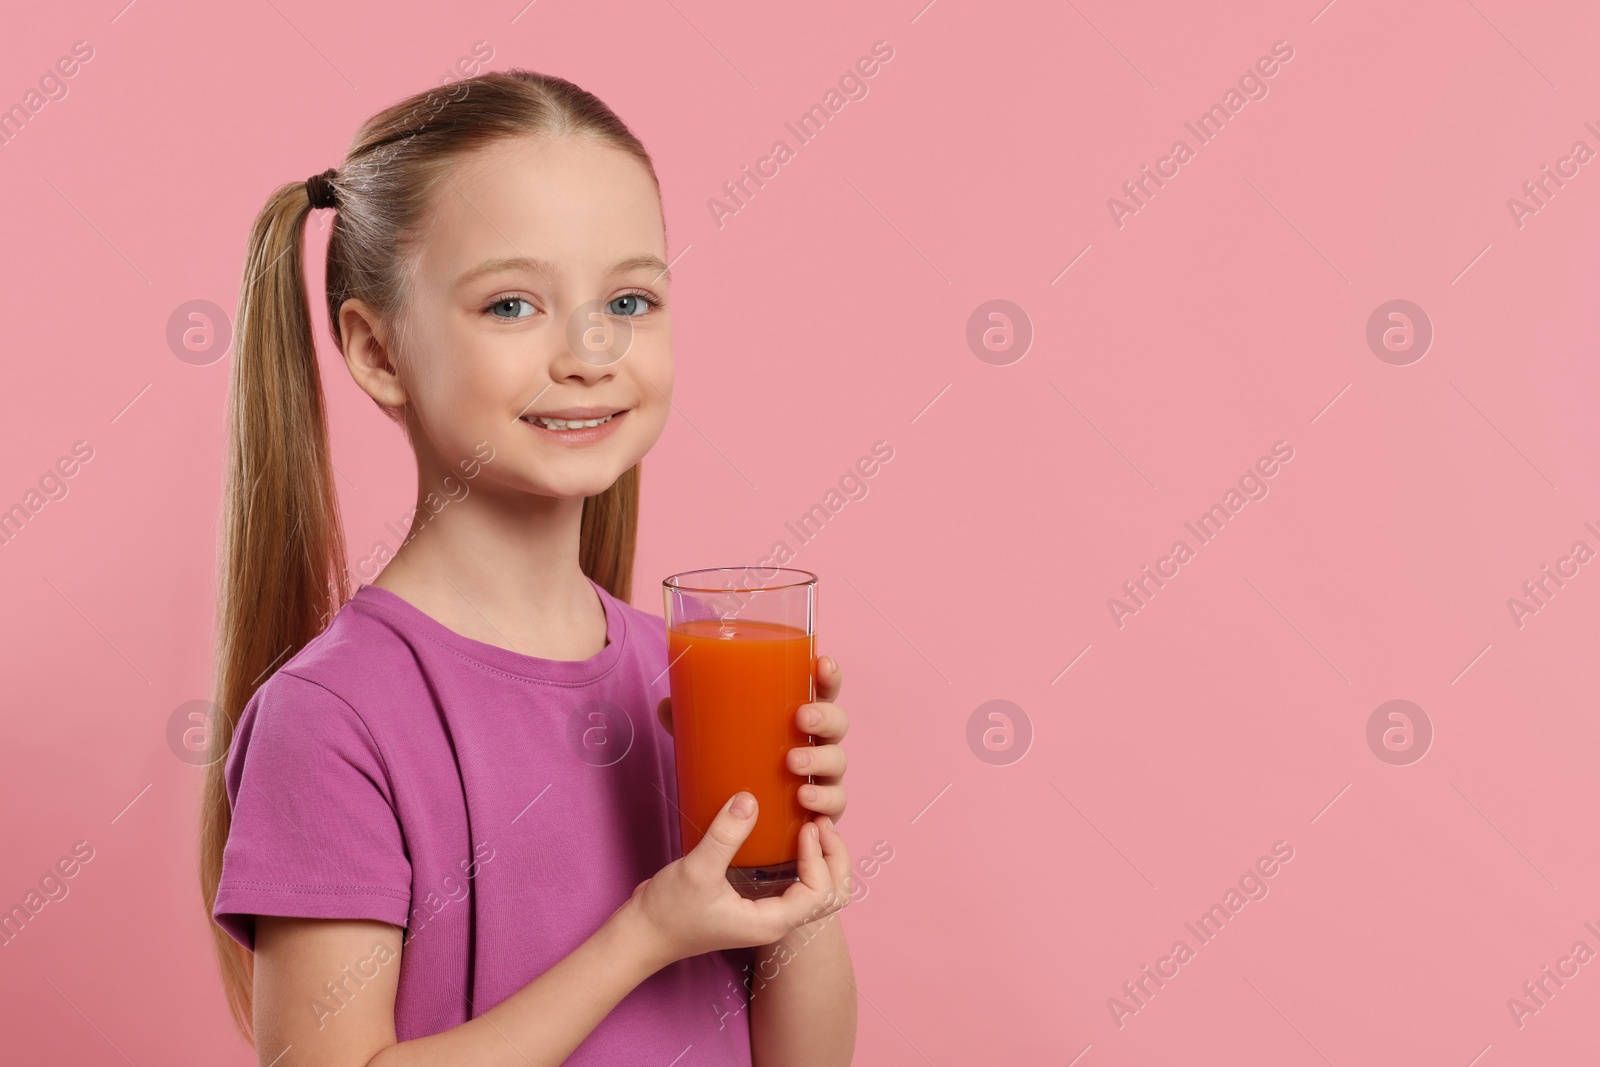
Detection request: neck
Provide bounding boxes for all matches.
[370,441,603,656]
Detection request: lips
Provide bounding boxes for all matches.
[521,412,617,430]
[519,408,628,444]
[522,406,627,421]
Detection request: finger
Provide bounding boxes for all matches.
[815,654,842,704]
[796,701,849,742]
[768,817,852,931]
[684,791,758,881]
[796,782,847,821]
[793,817,849,919]
[759,823,825,932]
[656,697,673,737]
[793,819,832,897]
[788,742,847,779]
[818,816,852,903]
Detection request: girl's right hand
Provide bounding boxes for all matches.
[625,791,852,966]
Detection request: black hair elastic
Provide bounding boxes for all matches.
[305,168,338,210]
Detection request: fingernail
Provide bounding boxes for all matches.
[804,707,820,729]
[731,792,755,818]
[824,656,837,673]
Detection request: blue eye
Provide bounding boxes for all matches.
[608,291,660,317]
[487,296,535,320]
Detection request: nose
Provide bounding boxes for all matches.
[556,299,633,375]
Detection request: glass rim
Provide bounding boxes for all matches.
[662,566,817,594]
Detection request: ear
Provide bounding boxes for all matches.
[339,298,407,409]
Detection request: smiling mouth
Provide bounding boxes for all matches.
[519,412,621,430]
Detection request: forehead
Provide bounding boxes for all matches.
[415,134,664,284]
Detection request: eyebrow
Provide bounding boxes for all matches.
[457,254,672,288]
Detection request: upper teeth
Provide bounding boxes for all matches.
[528,413,614,429]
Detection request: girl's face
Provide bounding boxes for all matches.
[382,134,673,501]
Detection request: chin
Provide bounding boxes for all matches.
[532,467,632,500]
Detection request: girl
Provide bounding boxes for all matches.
[199,69,857,1066]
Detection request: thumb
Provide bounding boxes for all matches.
[685,791,758,879]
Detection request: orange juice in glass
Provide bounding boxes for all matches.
[662,567,816,898]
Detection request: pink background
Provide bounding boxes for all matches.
[3,0,1598,1063]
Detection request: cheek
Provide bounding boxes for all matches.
[638,337,673,398]
[411,332,512,409]
[409,361,480,426]
[623,396,671,459]
[636,352,674,430]
[404,344,523,452]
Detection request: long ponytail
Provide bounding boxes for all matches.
[200,69,656,1044]
[200,178,352,1042]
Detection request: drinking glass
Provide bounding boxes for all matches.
[662,567,817,898]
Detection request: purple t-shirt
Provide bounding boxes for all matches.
[213,577,754,1061]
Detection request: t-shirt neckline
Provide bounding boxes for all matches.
[348,575,627,685]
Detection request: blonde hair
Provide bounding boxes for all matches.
[200,69,659,1044]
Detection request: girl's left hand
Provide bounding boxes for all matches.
[791,654,849,825]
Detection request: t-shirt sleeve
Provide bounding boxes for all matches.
[212,670,412,952]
